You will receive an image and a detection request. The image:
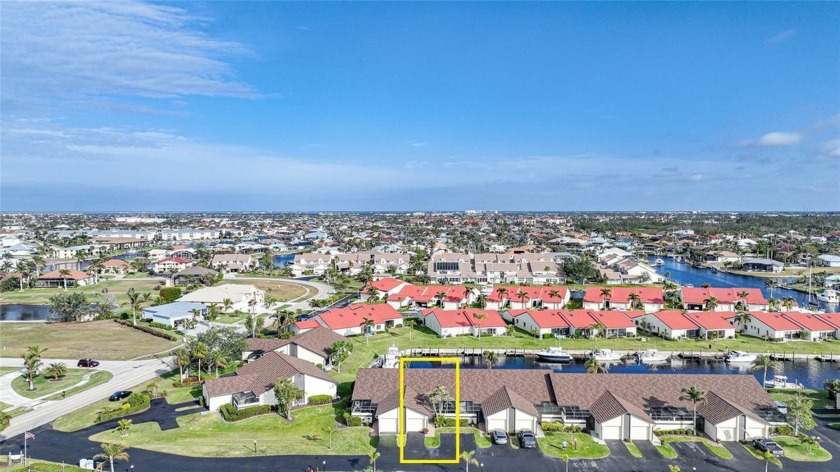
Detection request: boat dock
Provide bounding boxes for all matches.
[400,348,838,362]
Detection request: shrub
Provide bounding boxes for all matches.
[220,403,272,422]
[308,395,333,405]
[95,393,151,423]
[541,421,565,432]
[563,425,582,433]
[438,417,468,427]
[343,412,362,426]
[114,319,178,341]
[542,333,553,339]
[147,321,174,331]
[159,287,183,304]
[773,425,794,436]
[174,376,200,388]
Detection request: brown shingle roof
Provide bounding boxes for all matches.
[244,327,347,359]
[590,390,652,423]
[205,352,336,397]
[482,386,539,417]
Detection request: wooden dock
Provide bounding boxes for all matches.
[400,348,834,362]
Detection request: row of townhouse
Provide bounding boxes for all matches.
[428,252,567,285]
[293,303,405,337]
[581,286,770,313]
[638,310,840,341]
[507,308,640,338]
[291,252,411,277]
[351,370,783,442]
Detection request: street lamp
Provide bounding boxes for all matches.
[323,460,327,472]
[480,463,484,472]
[253,440,257,455]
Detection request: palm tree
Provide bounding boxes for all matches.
[127,291,140,326]
[427,385,449,418]
[801,434,818,455]
[585,357,608,374]
[210,351,228,378]
[475,293,487,309]
[752,354,780,388]
[222,298,233,312]
[175,348,190,379]
[736,290,751,312]
[562,452,571,472]
[473,312,487,340]
[115,419,132,436]
[513,290,527,308]
[367,287,380,303]
[483,350,498,369]
[405,318,416,340]
[368,451,381,472]
[191,341,208,381]
[599,287,612,309]
[703,296,718,312]
[45,362,67,381]
[435,290,447,307]
[627,292,644,310]
[765,278,778,300]
[323,424,339,450]
[360,317,375,345]
[460,450,479,472]
[782,296,795,311]
[735,311,752,330]
[762,449,782,472]
[505,324,515,337]
[679,386,707,435]
[59,268,71,290]
[94,443,129,472]
[496,287,509,307]
[206,304,219,327]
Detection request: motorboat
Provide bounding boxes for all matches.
[764,375,803,389]
[589,349,622,362]
[654,258,665,267]
[535,347,572,363]
[725,351,757,363]
[382,344,400,369]
[636,349,670,364]
[816,289,839,304]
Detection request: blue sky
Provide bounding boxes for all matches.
[1,1,838,211]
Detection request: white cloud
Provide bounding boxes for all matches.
[767,29,796,44]
[740,131,804,147]
[0,1,257,101]
[822,139,840,158]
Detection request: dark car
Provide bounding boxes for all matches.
[77,358,100,368]
[108,390,132,401]
[517,429,537,449]
[753,438,784,457]
[491,430,508,445]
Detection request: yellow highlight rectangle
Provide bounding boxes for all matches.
[399,357,460,464]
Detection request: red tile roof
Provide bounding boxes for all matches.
[487,285,568,303]
[586,310,636,329]
[364,278,405,293]
[519,310,569,329]
[315,304,402,329]
[294,319,320,330]
[424,309,505,329]
[681,312,736,330]
[390,285,469,303]
[39,269,92,280]
[583,286,664,304]
[816,313,840,329]
[782,312,835,332]
[155,257,191,264]
[651,310,701,330]
[681,287,767,305]
[748,312,801,332]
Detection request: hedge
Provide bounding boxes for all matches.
[9,463,88,472]
[114,319,178,341]
[220,403,272,422]
[343,412,362,426]
[541,421,565,432]
[438,417,469,427]
[95,393,151,423]
[148,321,175,331]
[308,395,333,405]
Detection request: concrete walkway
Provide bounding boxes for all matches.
[0,370,97,410]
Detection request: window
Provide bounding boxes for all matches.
[435,262,459,272]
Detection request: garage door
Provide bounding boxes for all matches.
[630,423,648,440]
[378,417,398,434]
[405,416,425,432]
[514,413,534,432]
[600,425,621,440]
[486,416,507,432]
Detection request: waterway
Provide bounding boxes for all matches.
[648,256,836,310]
[0,304,52,321]
[409,355,837,390]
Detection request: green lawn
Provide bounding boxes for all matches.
[829,422,840,431]
[423,427,490,448]
[44,371,113,401]
[538,432,610,459]
[741,443,783,467]
[88,404,376,457]
[0,279,161,306]
[655,443,677,458]
[624,441,643,458]
[660,435,733,459]
[774,436,833,462]
[11,368,92,399]
[3,459,89,472]
[769,388,832,409]
[0,367,20,376]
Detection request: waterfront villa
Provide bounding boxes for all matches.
[313,303,403,336]
[386,284,473,309]
[638,310,736,340]
[351,370,781,442]
[203,351,337,411]
[582,287,664,312]
[510,309,640,338]
[241,327,347,366]
[211,254,257,272]
[36,269,96,288]
[361,277,410,301]
[421,308,506,338]
[680,287,768,312]
[177,283,265,312]
[151,257,193,274]
[485,285,570,310]
[101,259,129,275]
[737,311,836,341]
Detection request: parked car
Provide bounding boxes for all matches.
[517,429,537,449]
[108,390,132,401]
[77,358,100,368]
[753,438,784,457]
[491,430,508,445]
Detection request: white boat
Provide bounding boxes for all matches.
[764,375,803,389]
[636,349,670,363]
[654,258,665,267]
[535,347,572,363]
[816,289,839,304]
[382,344,400,369]
[590,349,622,362]
[725,351,757,363]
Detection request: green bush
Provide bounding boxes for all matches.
[159,287,183,304]
[343,412,363,426]
[438,417,469,427]
[308,395,333,405]
[540,421,565,432]
[95,393,151,423]
[147,321,174,331]
[772,425,793,436]
[9,463,88,472]
[220,403,272,422]
[114,319,178,341]
[542,333,553,339]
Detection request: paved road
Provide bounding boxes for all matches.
[0,356,174,441]
[234,276,337,311]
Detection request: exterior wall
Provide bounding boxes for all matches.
[706,417,737,442]
[514,409,537,432]
[582,301,602,310]
[425,313,470,337]
[628,415,650,440]
[596,415,622,440]
[203,384,233,411]
[378,408,399,434]
[404,407,428,433]
[640,314,685,339]
[743,416,768,440]
[294,344,327,365]
[294,374,337,403]
[485,410,507,432]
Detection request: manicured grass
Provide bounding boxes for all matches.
[44,371,113,401]
[0,279,161,306]
[0,367,21,376]
[655,443,677,458]
[424,427,490,448]
[624,441,643,458]
[0,320,180,360]
[829,422,840,431]
[769,388,832,409]
[741,443,783,468]
[660,435,733,459]
[88,404,376,457]
[538,432,610,459]
[221,279,309,302]
[3,459,89,471]
[774,436,833,462]
[11,368,90,399]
